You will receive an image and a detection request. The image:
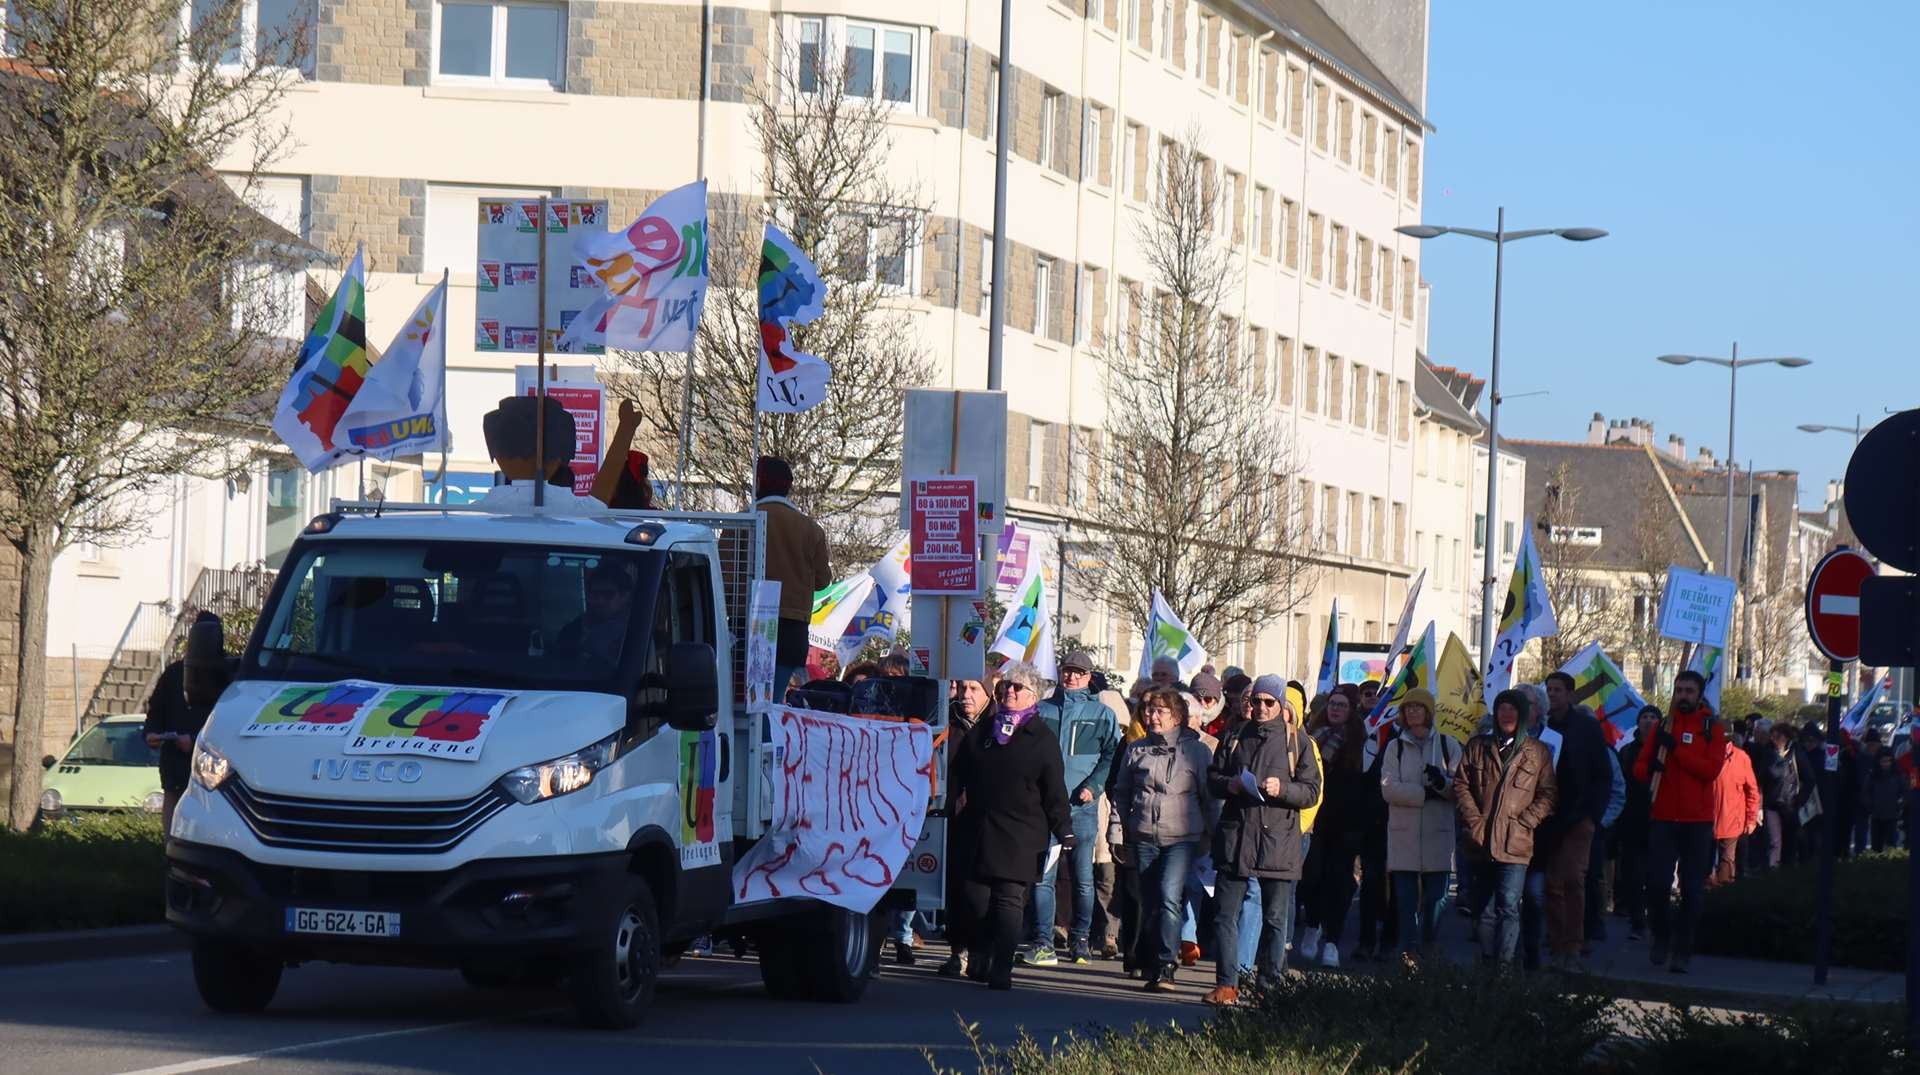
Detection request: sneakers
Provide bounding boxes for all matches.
[1099,943,1120,960]
[1649,939,1670,967]
[938,952,967,978]
[1143,963,1177,991]
[1202,985,1240,1007]
[1069,940,1093,966]
[1298,926,1324,963]
[1022,944,1059,967]
[893,939,917,966]
[1319,943,1341,969]
[1179,941,1202,967]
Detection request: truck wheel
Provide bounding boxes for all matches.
[799,908,883,1003]
[569,879,660,1029]
[755,935,808,999]
[191,938,283,1014]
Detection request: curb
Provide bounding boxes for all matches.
[0,924,188,967]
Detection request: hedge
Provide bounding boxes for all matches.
[0,813,166,933]
[1697,851,1908,970]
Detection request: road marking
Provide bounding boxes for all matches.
[110,1016,505,1075]
[1819,595,1861,616]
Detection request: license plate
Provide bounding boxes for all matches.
[284,907,402,938]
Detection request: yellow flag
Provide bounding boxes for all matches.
[1434,632,1485,744]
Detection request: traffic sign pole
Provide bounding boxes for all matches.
[1815,660,1842,986]
[1803,547,1875,988]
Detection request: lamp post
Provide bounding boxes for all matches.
[1797,416,1868,448]
[1655,348,1811,578]
[1396,209,1606,667]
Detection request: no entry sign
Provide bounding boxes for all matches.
[1804,547,1876,663]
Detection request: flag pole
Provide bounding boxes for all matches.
[535,195,548,509]
[435,268,450,502]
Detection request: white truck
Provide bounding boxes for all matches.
[165,502,934,1028]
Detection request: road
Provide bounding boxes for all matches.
[0,946,1206,1075]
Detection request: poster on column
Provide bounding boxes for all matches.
[732,706,934,913]
[514,365,603,496]
[745,581,781,714]
[909,476,980,595]
[911,591,990,683]
[474,198,609,355]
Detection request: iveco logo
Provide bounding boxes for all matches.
[311,759,425,783]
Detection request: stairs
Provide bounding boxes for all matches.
[83,648,165,722]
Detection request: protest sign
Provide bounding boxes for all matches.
[1657,566,1737,649]
[475,198,609,355]
[733,706,934,913]
[909,476,980,595]
[514,365,602,496]
[745,581,782,714]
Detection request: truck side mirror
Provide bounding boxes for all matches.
[662,641,718,732]
[41,754,56,770]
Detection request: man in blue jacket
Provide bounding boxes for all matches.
[1024,649,1122,966]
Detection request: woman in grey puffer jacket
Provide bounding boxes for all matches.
[1108,686,1218,991]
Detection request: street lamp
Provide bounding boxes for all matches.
[1655,348,1811,579]
[1797,417,1869,448]
[1396,208,1606,667]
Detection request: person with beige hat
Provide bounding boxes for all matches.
[1378,687,1461,960]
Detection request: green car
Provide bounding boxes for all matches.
[40,714,164,819]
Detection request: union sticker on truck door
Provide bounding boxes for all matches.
[678,729,729,868]
[239,682,382,737]
[341,689,514,761]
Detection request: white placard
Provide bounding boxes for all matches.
[1657,566,1738,648]
[745,580,782,714]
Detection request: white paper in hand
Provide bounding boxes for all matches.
[1043,838,1063,879]
[1236,769,1265,802]
[1537,726,1564,767]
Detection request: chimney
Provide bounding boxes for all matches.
[1587,412,1606,445]
[1667,433,1686,461]
[1626,418,1653,447]
[1697,446,1716,467]
[1827,479,1843,509]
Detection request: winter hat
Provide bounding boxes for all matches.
[1400,688,1436,715]
[1224,672,1253,695]
[1190,672,1224,698]
[1061,649,1095,674]
[1250,674,1286,702]
[1284,684,1306,720]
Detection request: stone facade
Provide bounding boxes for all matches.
[922,215,960,309]
[708,5,764,104]
[315,0,429,86]
[928,34,968,130]
[309,175,425,273]
[570,1,706,100]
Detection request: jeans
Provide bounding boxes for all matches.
[1359,843,1393,951]
[1029,802,1099,947]
[1093,862,1120,948]
[772,662,803,703]
[1471,861,1527,962]
[1518,868,1548,967]
[1214,874,1293,986]
[1646,820,1715,958]
[1132,840,1199,970]
[1391,870,1450,952]
[1180,856,1210,945]
[1236,878,1263,971]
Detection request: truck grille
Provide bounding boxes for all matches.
[220,778,511,854]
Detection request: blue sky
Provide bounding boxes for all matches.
[1417,1,1917,508]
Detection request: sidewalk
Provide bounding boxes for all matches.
[1425,906,1902,1006]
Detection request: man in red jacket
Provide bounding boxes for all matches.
[1710,738,1761,888]
[1632,669,1726,973]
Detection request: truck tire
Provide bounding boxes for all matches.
[191,938,283,1014]
[754,935,809,999]
[569,878,661,1029]
[796,908,883,1003]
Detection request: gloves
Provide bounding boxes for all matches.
[1647,757,1665,774]
[1657,731,1678,752]
[1058,834,1078,853]
[1423,784,1446,802]
[1424,765,1447,791]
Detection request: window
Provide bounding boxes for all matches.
[1121,122,1143,199]
[1229,171,1246,246]
[1383,125,1400,190]
[1253,185,1270,257]
[1379,250,1395,311]
[1335,95,1353,164]
[1374,371,1389,432]
[1392,502,1407,562]
[978,235,993,317]
[1281,198,1299,269]
[1027,420,1047,499]
[425,182,556,277]
[1278,336,1295,405]
[1039,90,1062,169]
[1312,81,1330,151]
[1082,105,1104,183]
[1307,212,1324,280]
[1322,486,1340,549]
[1351,367,1368,428]
[1325,354,1342,421]
[1259,49,1278,120]
[836,211,917,290]
[1286,66,1306,137]
[187,0,311,69]
[1503,520,1517,556]
[1361,113,1378,178]
[1033,256,1053,337]
[1404,137,1421,200]
[1222,31,1240,100]
[1303,345,1319,413]
[791,17,917,107]
[1330,223,1348,290]
[1156,0,1171,61]
[985,61,1000,143]
[1073,265,1091,344]
[1400,255,1415,319]
[1370,496,1384,559]
[1357,236,1373,302]
[435,1,564,88]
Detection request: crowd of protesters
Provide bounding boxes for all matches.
[874,648,1918,1004]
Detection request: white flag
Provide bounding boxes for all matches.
[991,565,1057,682]
[335,277,450,462]
[558,180,708,353]
[1484,520,1559,709]
[1382,568,1426,673]
[756,224,832,413]
[1138,590,1209,682]
[807,574,876,653]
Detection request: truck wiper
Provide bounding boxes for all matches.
[257,647,386,679]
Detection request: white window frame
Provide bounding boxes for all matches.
[1120,123,1139,199]
[431,0,566,89]
[1027,420,1048,499]
[836,208,920,293]
[1033,256,1054,337]
[785,14,925,113]
[985,60,1000,142]
[1156,0,1171,61]
[978,234,993,317]
[1039,90,1060,169]
[1073,265,1091,344]
[1082,105,1103,184]
[423,181,557,279]
[180,0,308,71]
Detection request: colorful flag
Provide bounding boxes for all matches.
[273,245,370,471]
[1367,622,1435,734]
[1556,642,1652,751]
[1839,673,1890,738]
[1483,520,1558,709]
[994,524,1057,602]
[1684,643,1724,713]
[1433,632,1484,744]
[756,223,831,412]
[1315,597,1340,698]
[558,180,708,353]
[336,276,449,462]
[807,574,875,653]
[991,566,1057,681]
[1382,569,1427,676]
[837,536,912,658]
[1138,590,1209,683]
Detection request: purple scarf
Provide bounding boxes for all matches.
[994,703,1038,745]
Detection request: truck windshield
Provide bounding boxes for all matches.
[66,723,162,766]
[244,540,665,693]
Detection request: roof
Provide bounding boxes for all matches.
[1413,357,1481,434]
[1507,439,1707,573]
[1232,0,1432,130]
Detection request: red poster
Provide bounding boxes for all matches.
[910,477,979,596]
[523,382,602,496]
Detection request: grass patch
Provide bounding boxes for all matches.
[0,812,166,933]
[1697,851,1908,970]
[931,961,1910,1075]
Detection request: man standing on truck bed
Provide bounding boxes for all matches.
[756,456,831,701]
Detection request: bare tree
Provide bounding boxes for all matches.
[1535,463,1628,670]
[609,39,933,566]
[1621,474,1684,690]
[1082,131,1316,645]
[0,0,306,827]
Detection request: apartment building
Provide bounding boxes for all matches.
[18,0,1434,708]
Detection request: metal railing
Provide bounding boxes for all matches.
[79,565,279,734]
[79,600,174,728]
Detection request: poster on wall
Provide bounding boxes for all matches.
[1336,642,1391,689]
[514,365,603,497]
[475,198,610,355]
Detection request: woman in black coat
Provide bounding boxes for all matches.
[947,661,1073,990]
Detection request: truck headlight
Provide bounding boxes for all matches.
[39,788,62,815]
[496,734,618,805]
[143,791,166,814]
[191,741,232,791]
